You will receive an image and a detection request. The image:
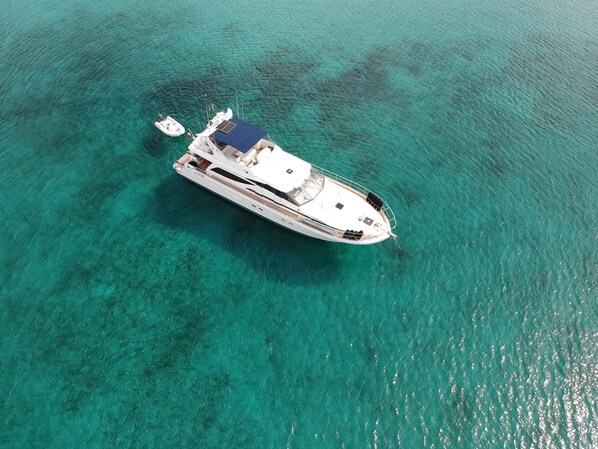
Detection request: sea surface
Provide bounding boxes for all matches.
[1,0,597,447]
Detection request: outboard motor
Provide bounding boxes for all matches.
[366,192,383,211]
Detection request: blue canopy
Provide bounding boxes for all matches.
[213,118,266,153]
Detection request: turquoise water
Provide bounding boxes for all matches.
[1,0,597,447]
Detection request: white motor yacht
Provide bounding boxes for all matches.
[173,108,396,244]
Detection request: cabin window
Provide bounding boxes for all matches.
[253,181,294,203]
[211,167,251,184]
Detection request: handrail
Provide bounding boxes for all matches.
[312,164,397,236]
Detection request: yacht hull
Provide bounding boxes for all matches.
[175,164,389,245]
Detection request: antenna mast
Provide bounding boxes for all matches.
[203,94,209,125]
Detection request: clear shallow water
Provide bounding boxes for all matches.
[1,0,597,447]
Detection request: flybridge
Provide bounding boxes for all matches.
[213,118,266,153]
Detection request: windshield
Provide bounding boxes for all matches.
[289,168,325,205]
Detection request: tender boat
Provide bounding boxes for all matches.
[155,114,185,137]
[173,108,396,244]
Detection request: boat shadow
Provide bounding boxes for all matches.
[142,133,167,157]
[150,176,342,286]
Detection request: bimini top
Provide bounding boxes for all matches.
[213,118,266,153]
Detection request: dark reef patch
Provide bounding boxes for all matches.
[390,183,421,208]
[313,46,407,112]
[247,47,318,120]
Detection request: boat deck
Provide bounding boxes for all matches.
[176,152,211,172]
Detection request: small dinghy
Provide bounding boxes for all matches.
[155,114,185,137]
